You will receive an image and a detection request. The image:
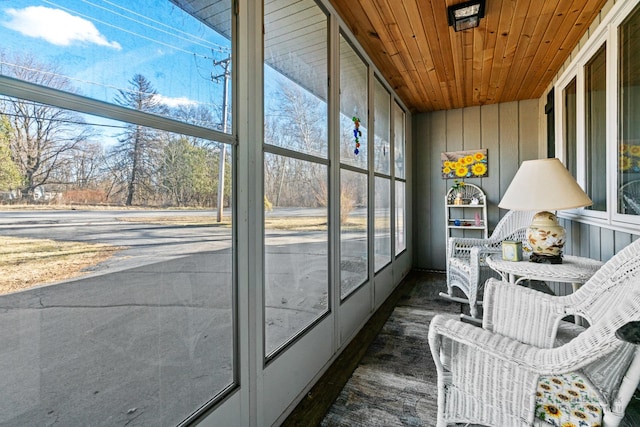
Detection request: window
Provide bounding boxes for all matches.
[584,44,607,212]
[563,78,578,177]
[339,34,369,298]
[374,79,391,271]
[393,101,406,255]
[618,4,640,217]
[395,179,406,255]
[374,176,391,271]
[0,1,235,424]
[394,102,406,181]
[340,168,368,296]
[0,0,233,132]
[263,0,329,356]
[546,88,555,158]
[339,34,368,168]
[556,0,640,232]
[374,79,391,175]
[263,154,329,355]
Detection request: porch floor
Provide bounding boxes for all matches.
[282,270,640,427]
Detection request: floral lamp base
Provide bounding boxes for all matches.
[527,211,566,264]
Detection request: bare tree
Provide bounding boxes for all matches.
[70,142,104,188]
[109,74,168,206]
[264,82,327,207]
[50,141,105,191]
[0,53,93,200]
[172,104,216,133]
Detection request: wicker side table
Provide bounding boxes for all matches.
[486,254,603,326]
[487,255,603,325]
[486,254,603,291]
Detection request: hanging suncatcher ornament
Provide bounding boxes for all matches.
[352,116,361,155]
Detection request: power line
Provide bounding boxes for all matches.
[41,0,224,59]
[43,0,230,55]
[2,2,233,110]
[0,60,223,112]
[84,0,230,52]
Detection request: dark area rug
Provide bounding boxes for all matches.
[320,272,457,426]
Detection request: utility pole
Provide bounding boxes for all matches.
[212,56,230,222]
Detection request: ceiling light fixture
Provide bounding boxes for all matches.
[448,0,486,32]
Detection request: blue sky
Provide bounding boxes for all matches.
[0,0,330,149]
[0,0,231,110]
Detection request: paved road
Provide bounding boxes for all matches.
[0,208,337,426]
[0,251,234,426]
[0,209,236,425]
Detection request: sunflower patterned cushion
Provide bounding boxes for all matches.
[535,372,603,427]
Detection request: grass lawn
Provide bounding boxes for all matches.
[0,210,368,295]
[0,236,122,295]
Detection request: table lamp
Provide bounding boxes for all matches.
[498,158,592,264]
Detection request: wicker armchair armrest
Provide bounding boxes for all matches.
[448,236,498,255]
[482,278,571,348]
[448,236,502,260]
[469,245,502,260]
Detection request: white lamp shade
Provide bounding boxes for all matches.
[499,158,592,211]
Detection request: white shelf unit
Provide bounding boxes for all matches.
[445,183,488,239]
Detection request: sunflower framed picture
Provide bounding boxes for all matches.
[441,149,488,179]
[619,142,640,174]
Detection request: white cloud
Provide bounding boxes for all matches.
[3,6,121,50]
[156,95,197,108]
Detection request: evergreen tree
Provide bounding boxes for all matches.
[0,116,22,191]
[110,74,168,206]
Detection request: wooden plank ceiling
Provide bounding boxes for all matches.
[329,0,608,113]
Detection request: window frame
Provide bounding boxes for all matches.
[0,82,239,422]
[262,0,332,360]
[0,1,239,421]
[584,42,608,214]
[337,30,370,301]
[392,100,407,258]
[561,77,578,179]
[553,0,640,234]
[615,3,640,222]
[373,75,393,273]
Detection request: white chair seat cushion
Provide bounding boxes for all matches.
[535,372,603,426]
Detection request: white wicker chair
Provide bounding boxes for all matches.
[619,180,640,215]
[442,209,537,317]
[429,238,640,427]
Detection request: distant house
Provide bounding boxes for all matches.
[32,186,57,202]
[0,189,20,201]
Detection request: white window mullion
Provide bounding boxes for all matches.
[327,11,342,353]
[606,23,618,223]
[236,0,264,426]
[367,65,375,308]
